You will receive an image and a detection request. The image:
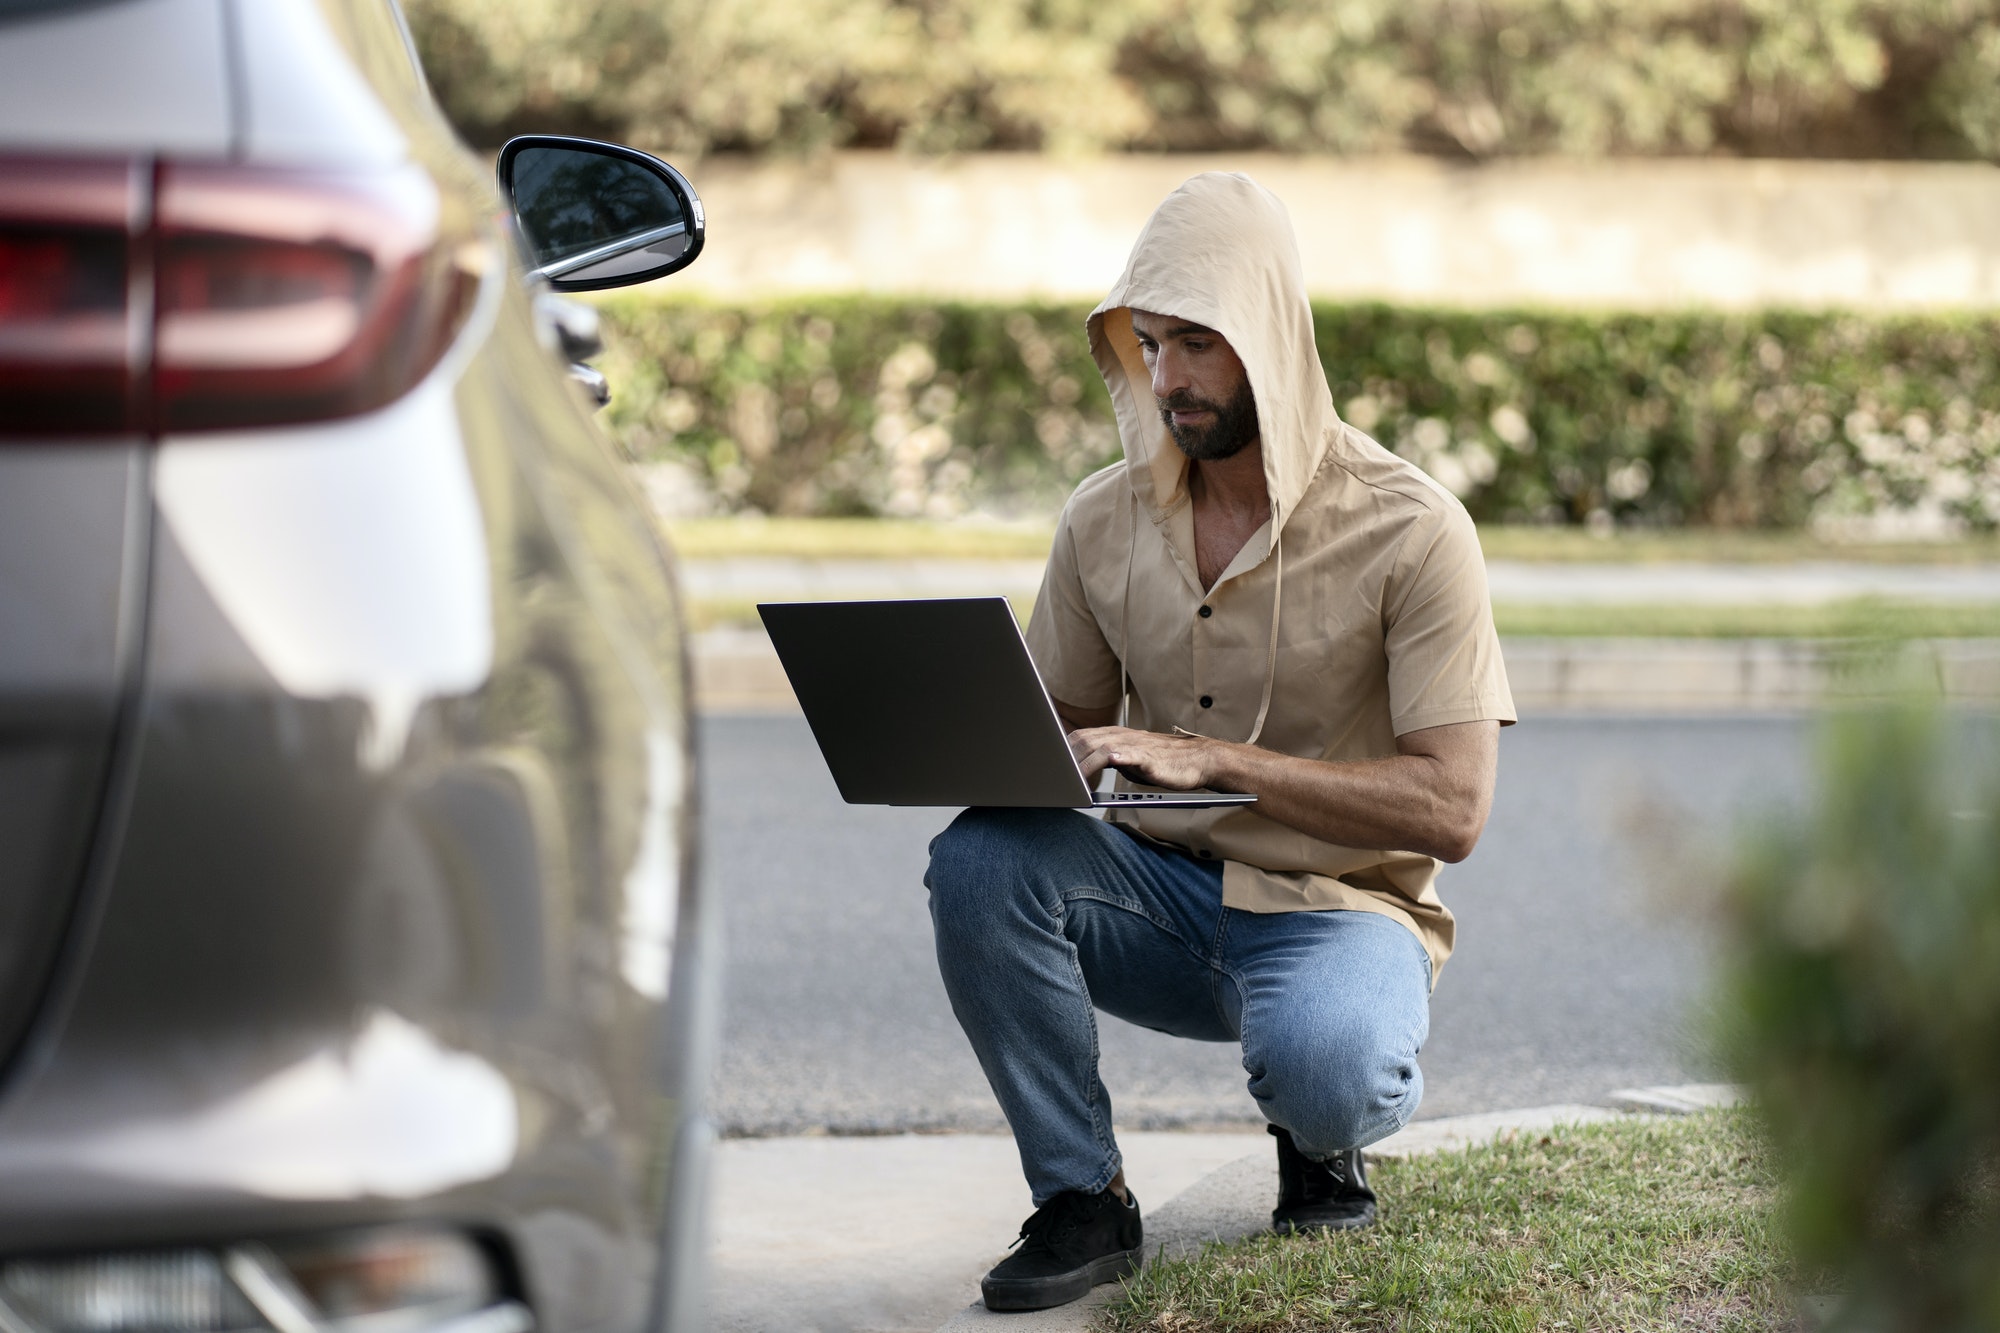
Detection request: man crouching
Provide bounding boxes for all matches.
[925,173,1516,1313]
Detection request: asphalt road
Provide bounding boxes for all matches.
[701,713,1813,1136]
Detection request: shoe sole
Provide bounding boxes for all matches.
[980,1247,1142,1312]
[1272,1208,1378,1234]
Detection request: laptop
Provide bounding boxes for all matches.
[757,597,1258,810]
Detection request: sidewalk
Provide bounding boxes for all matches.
[705,1085,1741,1333]
[706,1131,1261,1333]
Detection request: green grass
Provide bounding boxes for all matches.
[1475,528,2000,566]
[1102,1110,1786,1333]
[663,517,2000,566]
[685,595,2000,638]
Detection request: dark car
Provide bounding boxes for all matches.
[0,2,718,1331]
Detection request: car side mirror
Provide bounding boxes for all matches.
[497,136,705,292]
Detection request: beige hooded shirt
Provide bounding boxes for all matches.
[1025,172,1515,980]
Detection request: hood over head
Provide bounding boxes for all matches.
[1087,172,1335,558]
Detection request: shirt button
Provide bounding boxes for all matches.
[1199,695,1213,708]
[1198,605,1212,618]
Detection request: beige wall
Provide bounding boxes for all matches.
[674,152,2000,310]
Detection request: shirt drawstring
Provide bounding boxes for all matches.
[1241,523,1282,746]
[1118,488,1136,729]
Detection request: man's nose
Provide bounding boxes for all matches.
[1150,348,1191,401]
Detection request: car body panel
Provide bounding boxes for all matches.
[0,0,713,1329]
[0,448,147,1084]
[0,336,679,1333]
[234,0,414,168]
[0,0,230,154]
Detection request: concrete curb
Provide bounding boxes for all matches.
[933,1085,1744,1333]
[692,625,2000,714]
[1606,1082,1744,1115]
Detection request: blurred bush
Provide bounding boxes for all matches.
[1722,707,2000,1331]
[404,0,2000,160]
[603,301,1116,518]
[599,296,2000,527]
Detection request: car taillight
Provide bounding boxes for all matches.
[0,159,144,434]
[0,156,486,439]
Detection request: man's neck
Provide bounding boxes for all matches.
[1188,439,1271,525]
[1186,440,1272,591]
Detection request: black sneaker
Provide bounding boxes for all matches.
[980,1186,1143,1312]
[1269,1123,1377,1233]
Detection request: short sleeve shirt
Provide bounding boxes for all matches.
[1025,424,1516,980]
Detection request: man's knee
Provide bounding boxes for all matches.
[1251,1025,1423,1156]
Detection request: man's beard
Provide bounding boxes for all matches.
[1159,382,1260,461]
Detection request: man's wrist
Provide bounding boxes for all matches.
[1202,738,1250,791]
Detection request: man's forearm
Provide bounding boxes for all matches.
[1204,742,1483,862]
[1068,720,1498,863]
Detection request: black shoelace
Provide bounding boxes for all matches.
[1010,1193,1091,1255]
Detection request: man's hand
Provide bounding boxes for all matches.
[1068,725,1221,790]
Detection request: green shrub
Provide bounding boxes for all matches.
[602,300,1114,518]
[404,0,2000,161]
[599,296,2000,528]
[1722,707,2000,1331]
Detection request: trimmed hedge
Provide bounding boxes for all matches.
[599,297,2000,530]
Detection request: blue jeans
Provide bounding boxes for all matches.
[927,808,1432,1206]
